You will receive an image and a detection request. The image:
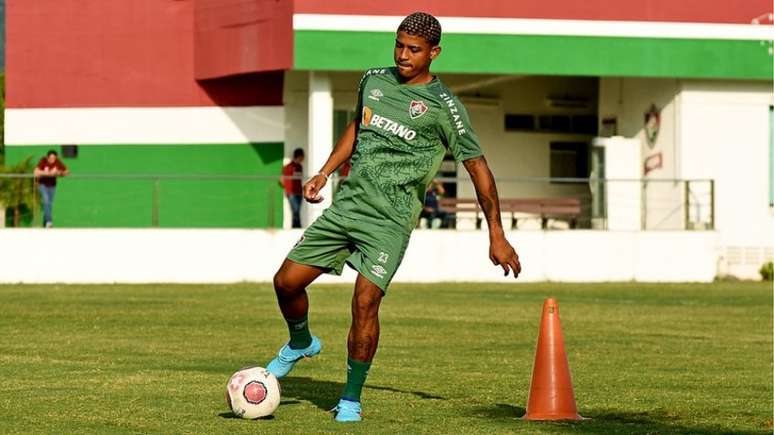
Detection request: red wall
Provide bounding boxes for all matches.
[296,0,770,24]
[195,0,292,80]
[7,0,284,108]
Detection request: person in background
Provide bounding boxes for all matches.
[338,159,352,178]
[33,149,69,228]
[332,158,352,199]
[420,179,448,229]
[282,148,305,228]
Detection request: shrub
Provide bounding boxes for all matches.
[760,261,774,282]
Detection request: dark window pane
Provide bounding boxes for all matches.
[550,142,589,178]
[572,115,598,135]
[539,115,571,133]
[504,114,534,131]
[61,145,78,158]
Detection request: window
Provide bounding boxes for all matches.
[504,114,534,131]
[504,113,598,134]
[539,115,571,133]
[61,145,78,158]
[572,115,599,135]
[550,142,589,179]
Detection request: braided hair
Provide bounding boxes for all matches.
[397,12,442,46]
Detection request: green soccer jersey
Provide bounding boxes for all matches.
[330,67,483,233]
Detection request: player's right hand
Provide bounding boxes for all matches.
[303,174,327,203]
[489,236,521,279]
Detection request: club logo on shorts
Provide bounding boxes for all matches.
[409,100,428,119]
[371,264,387,278]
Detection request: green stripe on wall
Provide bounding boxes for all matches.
[6,144,284,228]
[295,31,773,79]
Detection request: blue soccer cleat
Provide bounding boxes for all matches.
[332,398,362,422]
[265,336,322,379]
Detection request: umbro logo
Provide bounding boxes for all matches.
[371,264,387,278]
[368,89,384,101]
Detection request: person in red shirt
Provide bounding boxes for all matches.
[281,148,304,228]
[338,159,351,177]
[33,150,69,228]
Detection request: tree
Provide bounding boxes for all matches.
[0,156,37,227]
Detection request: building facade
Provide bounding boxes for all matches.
[4,1,773,279]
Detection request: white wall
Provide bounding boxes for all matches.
[5,107,285,145]
[593,137,642,230]
[0,229,717,283]
[679,81,774,278]
[599,78,774,278]
[598,77,683,229]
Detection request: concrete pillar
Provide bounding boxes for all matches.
[593,137,642,231]
[304,71,334,225]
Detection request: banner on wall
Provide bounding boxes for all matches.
[643,152,663,175]
[643,103,662,176]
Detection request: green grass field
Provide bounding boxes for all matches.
[0,282,771,434]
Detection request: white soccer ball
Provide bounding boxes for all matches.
[225,366,281,419]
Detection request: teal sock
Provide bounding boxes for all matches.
[341,357,371,402]
[285,315,312,349]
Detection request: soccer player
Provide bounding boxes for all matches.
[266,12,521,422]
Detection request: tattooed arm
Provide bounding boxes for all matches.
[462,156,521,278]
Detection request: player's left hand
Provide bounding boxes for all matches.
[489,236,521,278]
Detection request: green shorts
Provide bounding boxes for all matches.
[287,209,411,293]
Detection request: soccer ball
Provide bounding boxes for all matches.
[225,366,281,419]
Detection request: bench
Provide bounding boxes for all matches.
[438,197,582,230]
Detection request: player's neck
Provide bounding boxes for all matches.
[401,70,434,85]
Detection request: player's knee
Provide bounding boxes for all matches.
[273,272,300,298]
[353,291,381,317]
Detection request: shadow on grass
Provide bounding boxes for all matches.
[366,384,446,400]
[280,399,301,405]
[280,376,446,411]
[471,403,525,420]
[470,405,766,434]
[218,412,275,420]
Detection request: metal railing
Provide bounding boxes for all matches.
[0,173,714,231]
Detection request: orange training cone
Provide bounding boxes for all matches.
[523,298,584,420]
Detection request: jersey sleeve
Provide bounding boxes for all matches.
[438,96,483,162]
[354,71,370,126]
